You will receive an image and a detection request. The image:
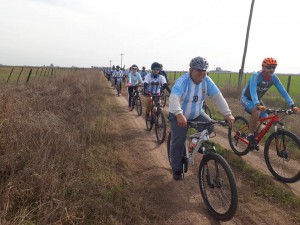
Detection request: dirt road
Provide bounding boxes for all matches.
[106,79,299,225]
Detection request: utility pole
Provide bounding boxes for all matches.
[238,0,255,87]
[120,54,124,68]
[110,60,112,68]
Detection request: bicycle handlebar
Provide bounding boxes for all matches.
[188,120,228,128]
[266,109,294,115]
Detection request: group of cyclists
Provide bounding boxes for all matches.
[104,56,300,181]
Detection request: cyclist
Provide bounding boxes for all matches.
[169,56,235,181]
[113,65,123,93]
[144,62,171,119]
[140,66,148,81]
[240,57,300,147]
[127,64,143,111]
[159,64,169,84]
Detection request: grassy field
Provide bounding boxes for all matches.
[0,66,65,84]
[167,71,300,100]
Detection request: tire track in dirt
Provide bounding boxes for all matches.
[103,76,297,225]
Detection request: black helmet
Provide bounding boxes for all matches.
[131,64,138,69]
[151,62,161,70]
[116,65,120,69]
[189,57,209,70]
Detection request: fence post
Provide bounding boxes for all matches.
[26,69,32,83]
[51,68,54,76]
[17,67,24,83]
[286,75,291,94]
[6,67,14,83]
[39,68,44,76]
[34,68,39,79]
[229,73,232,87]
[43,68,48,76]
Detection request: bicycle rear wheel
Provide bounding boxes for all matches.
[199,153,238,221]
[228,116,250,156]
[264,130,300,183]
[155,110,166,144]
[135,96,142,116]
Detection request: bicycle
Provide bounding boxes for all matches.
[228,108,300,183]
[130,85,143,116]
[167,120,238,221]
[144,93,167,144]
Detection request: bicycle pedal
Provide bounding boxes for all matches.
[254,145,260,151]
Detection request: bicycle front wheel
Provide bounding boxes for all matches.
[160,92,167,108]
[264,130,300,183]
[135,96,142,116]
[228,116,250,156]
[145,112,154,131]
[199,153,238,221]
[155,110,166,144]
[117,83,121,96]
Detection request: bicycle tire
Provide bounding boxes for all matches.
[145,111,154,131]
[264,129,300,183]
[117,83,121,96]
[135,96,142,116]
[155,110,166,143]
[203,104,212,119]
[199,152,238,221]
[228,116,250,156]
[160,92,167,108]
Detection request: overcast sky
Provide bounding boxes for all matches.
[1,0,300,73]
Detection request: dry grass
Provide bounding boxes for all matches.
[0,70,132,224]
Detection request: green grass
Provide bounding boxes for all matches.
[0,66,61,84]
[214,143,300,222]
[167,71,300,100]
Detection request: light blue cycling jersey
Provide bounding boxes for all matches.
[144,73,167,94]
[128,72,143,86]
[170,72,220,120]
[241,71,294,106]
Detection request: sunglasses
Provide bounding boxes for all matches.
[266,66,276,70]
[152,68,160,71]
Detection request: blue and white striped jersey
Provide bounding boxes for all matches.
[144,73,167,94]
[170,72,220,120]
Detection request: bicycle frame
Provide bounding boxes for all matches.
[235,109,292,145]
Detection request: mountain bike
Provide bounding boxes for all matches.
[167,120,238,221]
[202,101,212,119]
[144,93,167,144]
[130,85,143,116]
[228,108,300,183]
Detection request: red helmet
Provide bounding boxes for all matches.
[262,57,277,67]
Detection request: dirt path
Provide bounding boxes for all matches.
[104,78,299,225]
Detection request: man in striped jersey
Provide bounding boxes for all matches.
[169,56,235,181]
